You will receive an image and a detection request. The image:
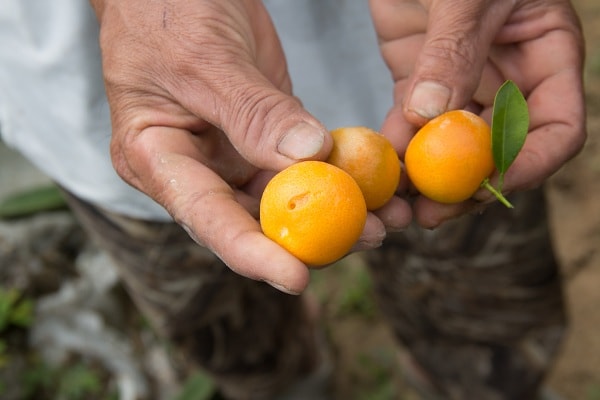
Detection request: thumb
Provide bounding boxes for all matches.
[212,69,333,171]
[404,1,512,124]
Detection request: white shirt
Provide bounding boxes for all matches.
[0,0,392,221]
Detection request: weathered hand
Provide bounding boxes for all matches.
[90,0,412,294]
[90,0,337,294]
[371,0,586,227]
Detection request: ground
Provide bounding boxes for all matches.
[1,1,599,399]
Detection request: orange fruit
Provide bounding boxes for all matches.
[327,126,401,210]
[404,109,495,204]
[260,161,367,266]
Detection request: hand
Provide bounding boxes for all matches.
[370,0,586,228]
[90,0,410,294]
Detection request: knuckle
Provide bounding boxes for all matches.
[423,33,477,72]
[109,123,150,189]
[225,85,301,154]
[109,136,130,181]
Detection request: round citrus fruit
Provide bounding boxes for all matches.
[259,161,367,266]
[404,109,495,204]
[327,126,401,210]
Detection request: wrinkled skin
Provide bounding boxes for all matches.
[90,0,586,294]
[370,0,586,227]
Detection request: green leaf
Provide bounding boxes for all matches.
[175,371,217,400]
[0,185,67,219]
[10,297,33,327]
[0,288,34,331]
[0,288,19,331]
[491,80,529,189]
[57,363,101,399]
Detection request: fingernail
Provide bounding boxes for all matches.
[352,230,386,252]
[264,280,300,296]
[385,224,406,233]
[277,122,325,160]
[408,81,451,119]
[352,238,383,252]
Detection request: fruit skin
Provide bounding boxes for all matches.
[327,126,401,210]
[260,161,367,267]
[404,109,495,204]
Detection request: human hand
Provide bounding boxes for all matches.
[90,0,410,294]
[370,0,587,228]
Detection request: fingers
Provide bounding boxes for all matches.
[369,0,427,42]
[375,0,585,230]
[115,124,413,291]
[411,66,586,229]
[99,1,332,175]
[373,196,413,232]
[483,7,586,194]
[167,2,332,172]
[211,77,333,171]
[402,0,513,125]
[116,126,311,294]
[175,52,332,171]
[412,198,478,229]
[94,1,337,293]
[351,198,413,251]
[490,73,586,193]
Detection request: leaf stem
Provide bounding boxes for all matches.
[481,179,514,208]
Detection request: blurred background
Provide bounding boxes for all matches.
[1,1,599,399]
